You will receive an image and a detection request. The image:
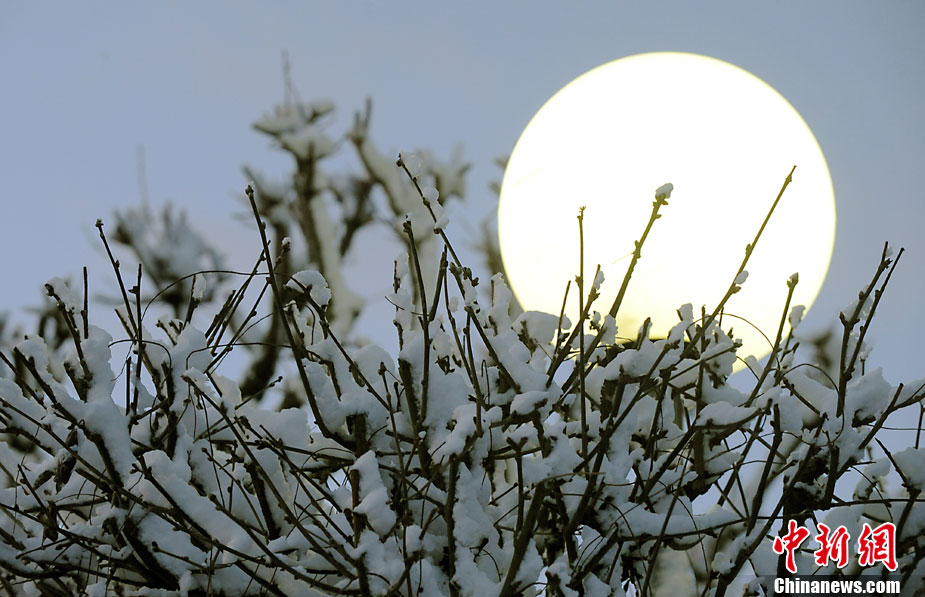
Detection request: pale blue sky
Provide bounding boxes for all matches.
[1,2,923,381]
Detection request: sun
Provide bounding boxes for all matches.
[498,52,836,368]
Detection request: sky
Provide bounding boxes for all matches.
[1,2,923,383]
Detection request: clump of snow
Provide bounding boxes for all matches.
[892,447,925,491]
[695,402,756,427]
[788,304,805,329]
[655,182,674,199]
[734,270,748,285]
[399,151,423,176]
[422,186,439,203]
[287,269,332,307]
[280,123,336,160]
[352,451,397,536]
[592,269,605,291]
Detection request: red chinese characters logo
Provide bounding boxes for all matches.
[772,520,811,574]
[771,520,897,574]
[813,523,850,569]
[857,522,897,571]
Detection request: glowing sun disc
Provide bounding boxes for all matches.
[498,52,836,368]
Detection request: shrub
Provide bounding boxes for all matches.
[0,96,922,596]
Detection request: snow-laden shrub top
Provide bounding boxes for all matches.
[0,97,922,597]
